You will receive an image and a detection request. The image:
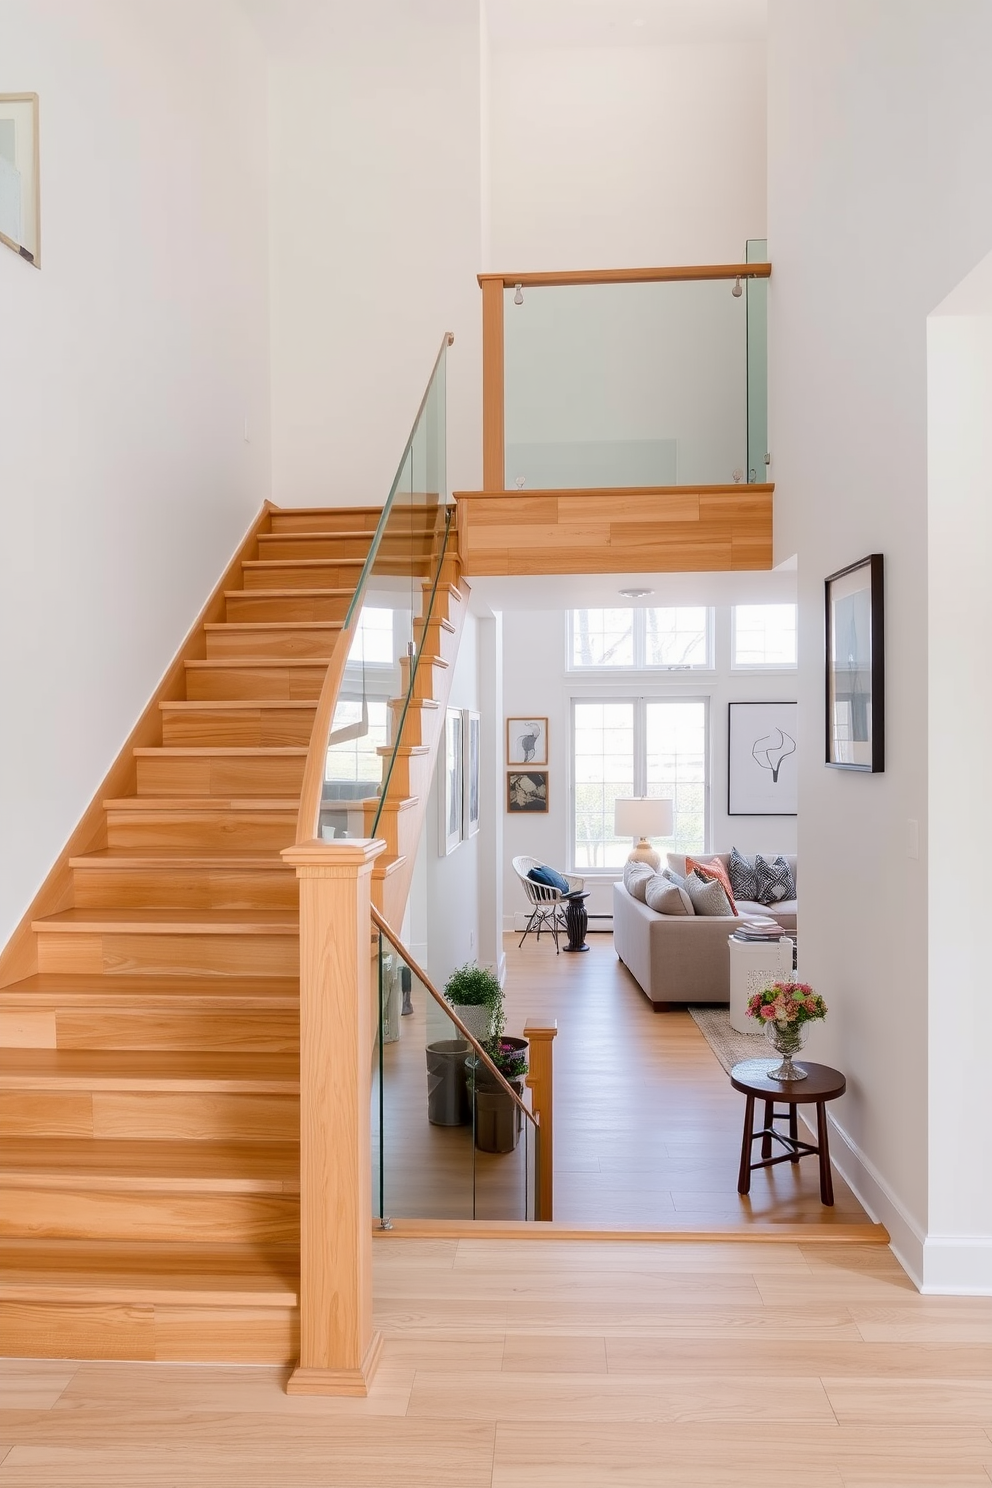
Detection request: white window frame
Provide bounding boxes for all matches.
[566,607,715,674]
[568,692,710,874]
[730,603,798,671]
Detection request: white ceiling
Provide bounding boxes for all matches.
[484,0,767,50]
[467,560,796,616]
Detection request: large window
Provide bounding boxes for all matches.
[570,608,712,670]
[571,698,707,869]
[732,604,797,668]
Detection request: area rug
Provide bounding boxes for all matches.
[688,1006,772,1076]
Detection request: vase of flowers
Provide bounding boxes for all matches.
[745,980,828,1081]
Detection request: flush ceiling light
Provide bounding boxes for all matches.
[618,587,653,598]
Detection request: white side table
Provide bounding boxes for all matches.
[728,935,794,1035]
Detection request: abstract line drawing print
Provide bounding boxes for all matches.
[506,717,548,767]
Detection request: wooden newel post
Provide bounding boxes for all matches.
[281,838,385,1396]
[523,1019,557,1222]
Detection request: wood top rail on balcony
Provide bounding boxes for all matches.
[478,261,771,289]
[479,260,771,492]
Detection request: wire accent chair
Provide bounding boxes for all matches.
[511,855,585,954]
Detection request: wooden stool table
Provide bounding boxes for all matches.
[730,1059,846,1206]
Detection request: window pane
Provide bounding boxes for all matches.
[645,700,706,855]
[572,701,634,868]
[324,698,389,785]
[644,607,710,668]
[733,604,797,667]
[354,606,397,665]
[571,609,634,667]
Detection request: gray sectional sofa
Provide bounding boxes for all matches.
[612,852,797,1011]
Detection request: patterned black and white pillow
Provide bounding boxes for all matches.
[754,854,797,905]
[727,846,759,902]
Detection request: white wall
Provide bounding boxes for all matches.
[488,40,767,269]
[259,0,483,507]
[927,251,992,1292]
[768,0,992,1289]
[497,576,798,929]
[0,1,271,945]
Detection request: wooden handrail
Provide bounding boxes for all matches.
[371,906,538,1129]
[478,262,771,288]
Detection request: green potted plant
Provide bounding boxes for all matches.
[442,961,504,1045]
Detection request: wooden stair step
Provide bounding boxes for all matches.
[31,908,300,979]
[371,853,404,881]
[203,621,343,660]
[104,798,299,852]
[0,1238,299,1306]
[183,659,331,701]
[241,559,366,591]
[0,1138,298,1190]
[133,746,308,799]
[224,589,351,624]
[160,700,318,746]
[33,909,300,935]
[0,1047,299,1092]
[268,505,384,534]
[69,847,298,912]
[0,972,299,1008]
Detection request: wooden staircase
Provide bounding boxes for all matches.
[0,501,467,1363]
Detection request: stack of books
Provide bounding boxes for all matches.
[732,917,787,943]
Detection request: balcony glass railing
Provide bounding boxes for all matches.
[493,257,769,492]
[372,911,539,1224]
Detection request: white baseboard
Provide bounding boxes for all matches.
[920,1236,992,1295]
[797,1109,924,1288]
[505,913,614,933]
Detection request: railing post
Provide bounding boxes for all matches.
[481,276,504,492]
[524,1019,557,1221]
[281,838,385,1396]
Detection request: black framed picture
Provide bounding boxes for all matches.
[728,701,798,815]
[825,553,884,772]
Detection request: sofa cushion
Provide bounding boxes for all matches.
[754,853,797,905]
[737,898,797,933]
[622,861,656,902]
[683,873,735,917]
[727,846,759,902]
[644,875,693,916]
[687,855,739,914]
[661,866,688,889]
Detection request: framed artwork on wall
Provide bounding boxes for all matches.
[507,770,549,814]
[463,709,480,838]
[440,707,463,854]
[0,94,40,267]
[825,553,884,772]
[506,717,548,766]
[728,701,798,815]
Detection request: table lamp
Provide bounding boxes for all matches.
[614,797,674,871]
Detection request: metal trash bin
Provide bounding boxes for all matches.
[425,1039,471,1126]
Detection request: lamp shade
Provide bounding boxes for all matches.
[613,796,674,840]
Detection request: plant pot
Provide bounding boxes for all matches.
[472,1079,524,1154]
[452,1003,490,1043]
[425,1039,472,1125]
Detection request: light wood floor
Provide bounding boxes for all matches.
[378,931,872,1229]
[4,1237,992,1486]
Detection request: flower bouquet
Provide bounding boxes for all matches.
[746,980,827,1081]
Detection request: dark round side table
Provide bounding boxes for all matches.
[562,892,590,952]
[730,1059,846,1206]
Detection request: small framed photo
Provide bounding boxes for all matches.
[507,770,549,814]
[728,701,798,815]
[440,708,463,854]
[0,93,40,267]
[825,554,884,772]
[506,717,548,766]
[463,709,480,838]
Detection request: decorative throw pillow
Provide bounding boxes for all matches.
[622,861,655,902]
[683,873,735,917]
[527,864,570,893]
[644,875,694,916]
[661,866,687,889]
[754,853,797,905]
[686,856,738,914]
[727,846,759,903]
